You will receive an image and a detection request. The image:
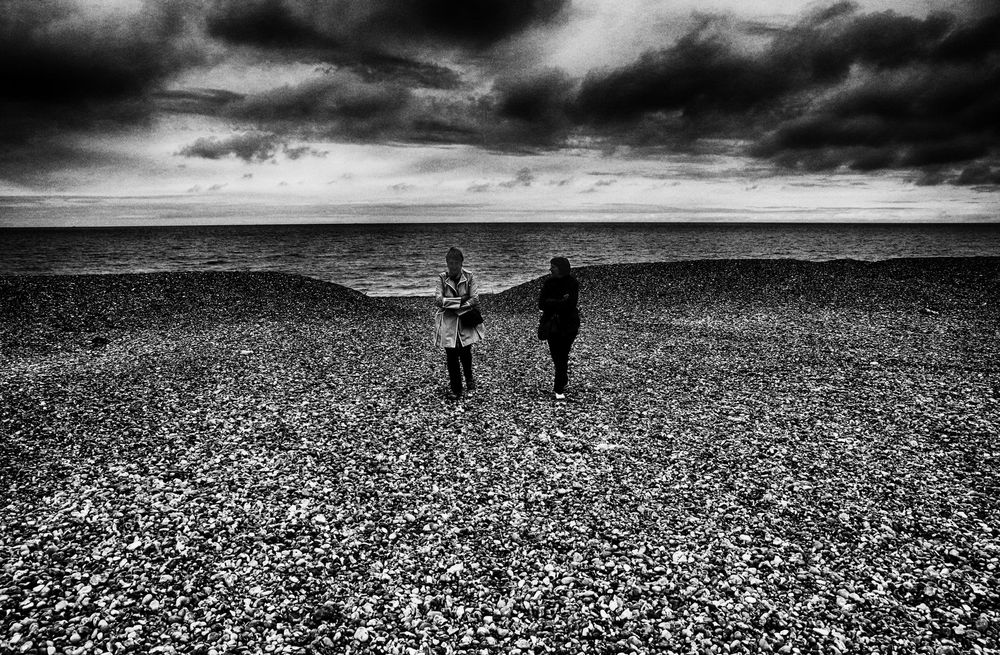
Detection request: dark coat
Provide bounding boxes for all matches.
[538,275,580,339]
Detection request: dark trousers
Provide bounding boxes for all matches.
[547,336,575,392]
[445,345,473,394]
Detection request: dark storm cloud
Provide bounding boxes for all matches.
[204,0,568,88]
[572,8,971,125]
[575,21,790,124]
[206,0,339,50]
[178,131,327,162]
[179,132,283,162]
[153,88,246,115]
[492,69,575,145]
[0,0,195,103]
[317,53,461,90]
[955,163,1000,186]
[214,0,998,171]
[0,137,149,189]
[174,67,493,146]
[222,75,415,141]
[0,0,201,144]
[204,0,455,89]
[933,9,1000,61]
[749,58,1000,172]
[5,0,998,189]
[207,0,568,50]
[493,2,999,182]
[361,0,568,48]
[206,0,460,89]
[229,77,409,121]
[171,71,486,146]
[205,0,465,88]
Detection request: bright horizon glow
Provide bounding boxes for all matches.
[2,131,996,227]
[1,189,996,228]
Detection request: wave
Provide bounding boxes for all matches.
[262,253,305,260]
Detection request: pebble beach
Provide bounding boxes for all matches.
[2,258,999,655]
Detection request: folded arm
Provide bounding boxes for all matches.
[539,283,577,312]
[435,275,449,308]
[462,272,480,309]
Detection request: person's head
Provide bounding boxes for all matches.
[550,256,571,279]
[446,247,464,278]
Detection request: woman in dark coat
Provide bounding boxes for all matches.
[538,256,580,400]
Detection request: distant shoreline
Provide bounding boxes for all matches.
[3,254,1000,290]
[3,256,998,324]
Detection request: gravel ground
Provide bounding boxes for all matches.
[1,259,999,655]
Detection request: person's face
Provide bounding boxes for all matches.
[447,257,463,278]
[550,263,564,279]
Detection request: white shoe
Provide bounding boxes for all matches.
[554,392,566,401]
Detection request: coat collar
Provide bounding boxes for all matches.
[442,268,469,291]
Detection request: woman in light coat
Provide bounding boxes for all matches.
[434,247,483,399]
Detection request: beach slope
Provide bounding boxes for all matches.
[2,259,998,654]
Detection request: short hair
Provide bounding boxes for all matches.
[446,247,464,262]
[550,256,571,275]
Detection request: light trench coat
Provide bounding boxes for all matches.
[434,268,484,349]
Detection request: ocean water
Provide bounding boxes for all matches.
[2,223,999,296]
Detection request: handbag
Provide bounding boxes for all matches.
[459,307,484,328]
[537,313,559,340]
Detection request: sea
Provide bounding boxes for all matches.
[2,223,999,296]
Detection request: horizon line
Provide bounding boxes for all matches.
[4,218,1000,230]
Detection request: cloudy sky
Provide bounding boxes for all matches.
[1,0,998,223]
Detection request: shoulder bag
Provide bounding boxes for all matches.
[459,306,484,328]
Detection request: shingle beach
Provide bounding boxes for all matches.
[2,258,999,654]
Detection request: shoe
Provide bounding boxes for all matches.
[554,392,566,401]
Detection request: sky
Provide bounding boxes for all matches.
[1,0,998,224]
